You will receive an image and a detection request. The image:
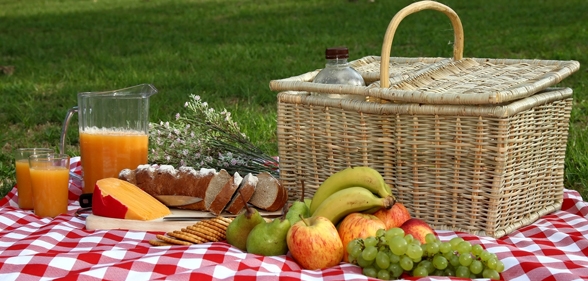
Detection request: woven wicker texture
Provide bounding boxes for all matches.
[269,1,580,105]
[272,1,578,238]
[277,88,572,238]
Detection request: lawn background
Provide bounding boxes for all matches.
[1,0,587,199]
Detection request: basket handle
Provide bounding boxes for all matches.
[380,1,464,88]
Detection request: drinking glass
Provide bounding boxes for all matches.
[29,153,70,218]
[14,148,54,209]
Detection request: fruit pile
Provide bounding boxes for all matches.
[348,229,504,279]
[225,166,504,280]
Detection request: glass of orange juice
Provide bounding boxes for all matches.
[14,148,54,209]
[29,153,70,218]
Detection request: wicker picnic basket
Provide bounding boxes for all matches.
[269,1,580,238]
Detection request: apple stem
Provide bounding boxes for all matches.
[299,214,309,226]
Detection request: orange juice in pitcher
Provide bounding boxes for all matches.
[60,84,157,194]
[79,129,148,193]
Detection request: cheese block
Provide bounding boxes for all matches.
[93,178,172,220]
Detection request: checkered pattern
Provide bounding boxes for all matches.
[1,157,588,280]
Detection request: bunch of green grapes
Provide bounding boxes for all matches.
[346,228,504,280]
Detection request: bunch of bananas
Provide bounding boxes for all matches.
[309,167,396,225]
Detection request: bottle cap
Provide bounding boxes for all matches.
[325,47,349,59]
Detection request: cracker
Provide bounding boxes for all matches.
[149,239,174,246]
[198,220,227,235]
[156,234,194,246]
[211,217,232,226]
[209,219,230,230]
[189,224,224,239]
[185,226,222,242]
[177,230,210,243]
[167,231,206,244]
[185,227,222,242]
[182,227,205,238]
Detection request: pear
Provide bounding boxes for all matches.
[226,190,265,251]
[246,215,291,256]
[286,180,310,225]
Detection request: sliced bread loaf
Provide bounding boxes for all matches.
[133,164,159,194]
[119,165,218,211]
[225,173,258,215]
[249,172,287,212]
[175,167,217,211]
[119,168,137,185]
[154,165,179,195]
[208,172,244,215]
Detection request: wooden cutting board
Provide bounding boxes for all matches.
[85,208,282,233]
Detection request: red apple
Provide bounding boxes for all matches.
[287,216,344,270]
[400,218,434,244]
[373,202,411,230]
[338,213,386,262]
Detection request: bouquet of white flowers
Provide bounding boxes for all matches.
[148,94,278,177]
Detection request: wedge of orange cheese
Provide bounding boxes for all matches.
[93,178,172,220]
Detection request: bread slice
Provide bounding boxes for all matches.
[194,169,232,211]
[225,173,258,215]
[208,172,243,215]
[249,172,287,212]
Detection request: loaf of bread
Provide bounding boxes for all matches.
[119,165,286,215]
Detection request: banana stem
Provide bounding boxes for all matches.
[383,195,396,209]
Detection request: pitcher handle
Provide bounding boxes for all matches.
[60,106,78,155]
[60,106,83,182]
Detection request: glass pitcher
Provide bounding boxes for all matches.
[60,84,158,194]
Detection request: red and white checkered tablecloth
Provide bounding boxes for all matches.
[1,157,588,281]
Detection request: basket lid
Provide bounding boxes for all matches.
[269,56,579,105]
[269,1,580,105]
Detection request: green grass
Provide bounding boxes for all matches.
[1,0,587,199]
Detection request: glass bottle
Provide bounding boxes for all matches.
[312,47,366,100]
